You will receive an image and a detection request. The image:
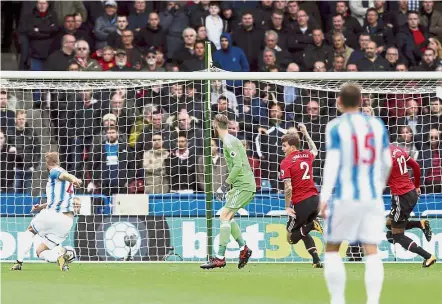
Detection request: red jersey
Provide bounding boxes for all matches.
[388,145,420,195]
[280,149,318,204]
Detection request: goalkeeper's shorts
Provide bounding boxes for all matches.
[224,189,254,212]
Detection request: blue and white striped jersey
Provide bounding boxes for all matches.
[320,113,392,202]
[46,167,74,213]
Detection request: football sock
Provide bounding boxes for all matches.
[324,252,346,304]
[392,233,431,259]
[406,220,421,230]
[17,230,35,263]
[217,220,231,259]
[365,254,384,304]
[38,249,59,263]
[230,219,246,248]
[302,235,320,264]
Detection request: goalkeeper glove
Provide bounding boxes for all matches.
[215,183,229,201]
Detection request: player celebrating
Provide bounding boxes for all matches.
[386,145,435,267]
[200,114,256,269]
[11,152,82,272]
[320,83,392,304]
[280,124,323,268]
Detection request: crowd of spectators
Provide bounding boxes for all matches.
[0,1,441,196]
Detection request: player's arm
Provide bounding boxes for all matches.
[298,123,318,157]
[284,179,296,217]
[406,156,421,194]
[31,203,48,213]
[59,171,82,188]
[380,126,392,188]
[320,123,341,218]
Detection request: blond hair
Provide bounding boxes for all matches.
[213,114,229,129]
[45,152,60,166]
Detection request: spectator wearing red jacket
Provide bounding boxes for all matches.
[91,46,116,71]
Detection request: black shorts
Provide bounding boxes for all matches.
[389,189,419,228]
[286,195,319,233]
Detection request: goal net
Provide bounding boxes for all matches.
[0,71,441,263]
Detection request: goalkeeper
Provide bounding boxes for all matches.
[200,114,256,269]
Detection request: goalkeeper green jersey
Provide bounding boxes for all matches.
[222,134,256,193]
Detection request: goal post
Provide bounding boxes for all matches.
[0,71,441,263]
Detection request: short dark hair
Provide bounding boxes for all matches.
[282,133,301,149]
[425,48,436,55]
[333,14,344,20]
[241,10,253,17]
[407,10,419,17]
[218,95,228,103]
[366,7,378,15]
[194,40,205,48]
[339,83,362,108]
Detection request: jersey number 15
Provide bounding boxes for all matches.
[351,133,375,165]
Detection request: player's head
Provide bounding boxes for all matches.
[338,82,362,112]
[213,113,229,137]
[72,197,81,214]
[281,132,301,155]
[45,152,60,169]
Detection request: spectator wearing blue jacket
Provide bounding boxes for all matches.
[213,33,249,88]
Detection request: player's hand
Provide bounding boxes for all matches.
[319,200,328,219]
[73,178,82,188]
[215,183,229,201]
[31,204,43,213]
[87,182,96,193]
[416,187,421,196]
[286,207,296,217]
[298,123,307,134]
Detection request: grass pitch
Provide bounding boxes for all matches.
[1,263,440,304]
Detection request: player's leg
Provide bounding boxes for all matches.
[359,202,385,304]
[323,201,357,304]
[362,244,384,304]
[389,193,436,267]
[324,243,346,304]
[11,225,37,270]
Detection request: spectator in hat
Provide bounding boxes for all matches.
[74,39,102,71]
[110,49,136,71]
[128,0,150,32]
[135,12,166,53]
[45,34,76,71]
[94,0,118,49]
[142,49,165,72]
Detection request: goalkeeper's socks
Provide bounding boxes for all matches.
[302,235,320,264]
[17,230,35,263]
[324,252,346,304]
[230,219,246,248]
[217,220,231,258]
[406,220,422,230]
[393,233,432,259]
[365,254,384,304]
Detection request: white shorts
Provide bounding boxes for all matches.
[30,209,74,249]
[324,199,385,245]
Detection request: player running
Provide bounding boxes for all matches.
[11,152,82,272]
[320,83,392,304]
[386,145,436,267]
[280,124,323,268]
[200,114,256,269]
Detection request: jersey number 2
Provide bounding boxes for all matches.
[66,184,74,194]
[351,133,375,164]
[300,162,311,180]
